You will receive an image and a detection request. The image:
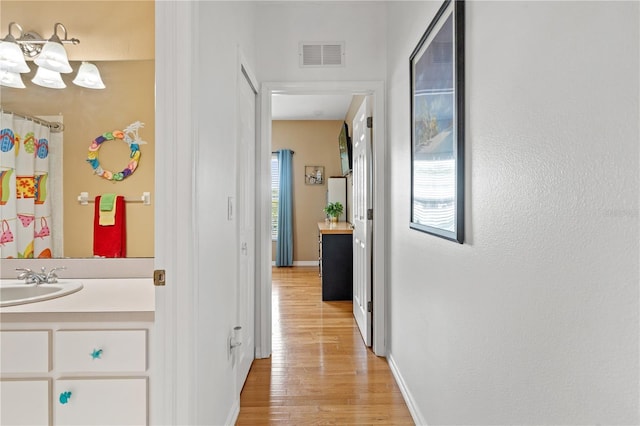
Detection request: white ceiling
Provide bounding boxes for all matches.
[272,94,354,120]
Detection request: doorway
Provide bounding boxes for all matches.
[256,81,387,358]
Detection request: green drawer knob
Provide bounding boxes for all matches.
[90,348,103,359]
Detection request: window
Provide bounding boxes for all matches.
[271,154,279,240]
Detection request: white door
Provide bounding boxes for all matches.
[236,66,257,390]
[352,98,372,346]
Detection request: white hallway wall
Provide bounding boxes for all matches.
[254,1,387,82]
[387,1,639,425]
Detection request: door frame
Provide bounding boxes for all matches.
[257,81,387,357]
[235,48,259,394]
[153,2,197,424]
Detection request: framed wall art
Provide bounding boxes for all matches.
[410,0,465,243]
[305,165,324,185]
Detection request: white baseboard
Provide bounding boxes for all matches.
[271,261,318,267]
[387,352,427,426]
[293,261,318,266]
[225,398,240,426]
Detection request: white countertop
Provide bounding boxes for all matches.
[0,278,155,321]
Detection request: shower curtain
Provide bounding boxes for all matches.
[0,112,53,259]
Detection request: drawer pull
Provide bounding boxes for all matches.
[90,348,103,359]
[59,391,72,404]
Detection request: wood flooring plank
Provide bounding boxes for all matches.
[236,267,413,425]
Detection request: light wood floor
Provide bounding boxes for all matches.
[236,267,414,425]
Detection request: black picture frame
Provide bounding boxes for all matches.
[410,0,465,243]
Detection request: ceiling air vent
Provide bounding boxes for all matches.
[299,42,345,68]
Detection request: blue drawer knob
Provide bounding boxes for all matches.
[90,348,103,359]
[59,391,72,404]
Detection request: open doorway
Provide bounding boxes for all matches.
[270,93,358,265]
[256,81,387,359]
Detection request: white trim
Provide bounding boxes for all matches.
[293,260,319,266]
[236,47,260,358]
[225,399,240,426]
[258,81,387,357]
[256,84,273,359]
[235,44,259,404]
[152,1,197,424]
[270,261,318,267]
[370,85,387,357]
[387,353,426,426]
[239,54,259,94]
[189,2,201,421]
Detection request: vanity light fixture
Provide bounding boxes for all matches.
[33,23,74,74]
[0,69,26,88]
[32,66,66,89]
[0,22,105,90]
[0,23,29,73]
[73,61,105,89]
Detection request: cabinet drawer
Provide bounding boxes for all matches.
[0,330,50,373]
[55,378,147,425]
[1,379,50,425]
[55,330,147,373]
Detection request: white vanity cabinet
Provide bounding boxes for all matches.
[54,378,147,425]
[0,330,50,373]
[1,379,50,425]
[52,328,149,425]
[0,278,154,425]
[0,331,51,426]
[55,329,147,373]
[1,324,151,426]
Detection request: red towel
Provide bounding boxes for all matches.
[93,195,126,258]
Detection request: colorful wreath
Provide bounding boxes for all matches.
[86,121,146,181]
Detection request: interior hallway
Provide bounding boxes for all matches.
[236,267,413,425]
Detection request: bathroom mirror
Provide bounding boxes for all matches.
[0,1,155,260]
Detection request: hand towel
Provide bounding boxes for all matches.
[100,193,116,211]
[99,194,117,226]
[93,195,126,258]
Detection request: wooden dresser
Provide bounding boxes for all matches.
[317,222,353,301]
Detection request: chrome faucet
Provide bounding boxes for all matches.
[16,268,45,284]
[45,266,66,283]
[16,267,66,284]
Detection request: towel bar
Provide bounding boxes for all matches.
[77,192,151,206]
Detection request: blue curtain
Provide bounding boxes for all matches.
[276,149,293,266]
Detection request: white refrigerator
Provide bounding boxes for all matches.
[327,177,347,222]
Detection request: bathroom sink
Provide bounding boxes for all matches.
[0,281,83,307]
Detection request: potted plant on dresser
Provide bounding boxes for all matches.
[324,201,343,222]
